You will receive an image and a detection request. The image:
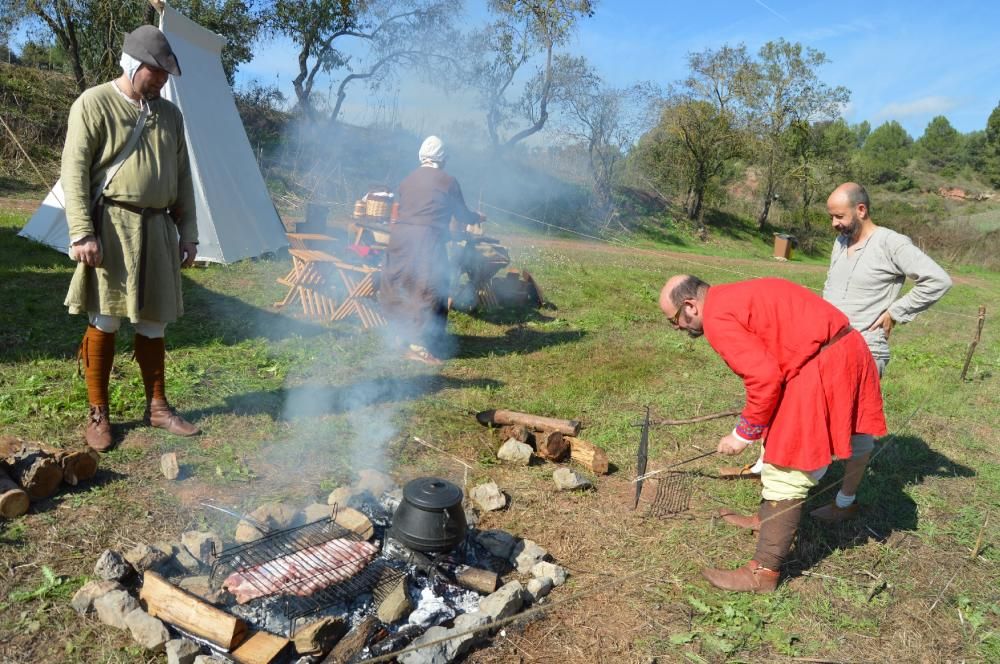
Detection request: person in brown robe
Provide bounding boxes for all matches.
[379,136,483,364]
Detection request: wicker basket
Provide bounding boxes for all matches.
[366,198,390,218]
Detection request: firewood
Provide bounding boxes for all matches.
[476,409,581,436]
[293,616,347,656]
[497,424,532,444]
[0,469,29,518]
[140,571,247,650]
[534,430,568,461]
[322,615,377,664]
[232,630,291,664]
[565,436,609,475]
[455,566,499,594]
[0,444,63,500]
[0,437,98,487]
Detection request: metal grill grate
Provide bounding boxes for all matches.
[647,473,693,517]
[210,517,399,629]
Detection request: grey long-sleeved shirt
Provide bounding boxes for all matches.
[822,226,952,363]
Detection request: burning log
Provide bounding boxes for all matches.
[0,440,63,500]
[293,617,348,656]
[232,630,292,664]
[565,436,609,475]
[476,409,581,436]
[321,615,378,664]
[534,430,568,461]
[0,469,29,518]
[140,571,248,650]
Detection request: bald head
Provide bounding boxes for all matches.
[827,182,874,241]
[660,275,709,337]
[828,182,871,219]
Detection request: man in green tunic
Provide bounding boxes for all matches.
[63,26,200,451]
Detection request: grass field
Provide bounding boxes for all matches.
[1,201,998,663]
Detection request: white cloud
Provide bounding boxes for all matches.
[876,96,958,119]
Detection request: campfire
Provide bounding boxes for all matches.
[72,471,567,663]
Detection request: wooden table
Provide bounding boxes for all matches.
[274,249,340,319]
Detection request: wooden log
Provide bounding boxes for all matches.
[0,446,63,500]
[0,437,98,486]
[476,409,581,436]
[497,424,532,444]
[140,571,247,650]
[565,436,609,475]
[322,615,377,664]
[232,630,291,664]
[535,430,568,461]
[454,566,499,594]
[293,616,348,656]
[0,469,29,518]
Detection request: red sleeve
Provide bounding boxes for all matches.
[705,314,782,436]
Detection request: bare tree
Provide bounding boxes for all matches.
[464,0,596,150]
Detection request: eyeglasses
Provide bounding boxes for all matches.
[667,304,684,327]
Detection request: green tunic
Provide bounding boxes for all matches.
[62,82,197,324]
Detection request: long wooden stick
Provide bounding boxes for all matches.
[959,305,986,380]
[646,409,741,426]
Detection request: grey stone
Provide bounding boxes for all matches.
[497,439,533,465]
[70,580,123,615]
[94,549,133,582]
[302,502,332,523]
[94,589,139,629]
[526,576,553,601]
[377,579,412,623]
[531,561,568,586]
[125,608,170,652]
[193,657,228,664]
[124,542,169,573]
[510,539,548,574]
[173,545,203,574]
[356,468,397,496]
[477,529,517,560]
[464,505,480,528]
[165,638,202,664]
[470,481,506,512]
[160,452,180,480]
[478,580,524,620]
[399,612,492,664]
[552,467,593,491]
[181,530,223,565]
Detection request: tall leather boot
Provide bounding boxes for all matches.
[81,325,115,452]
[134,334,200,436]
[702,498,803,593]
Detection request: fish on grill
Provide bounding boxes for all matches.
[223,538,378,603]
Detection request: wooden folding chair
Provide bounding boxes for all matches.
[329,258,386,329]
[274,249,339,320]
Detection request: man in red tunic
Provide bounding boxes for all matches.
[659,275,887,592]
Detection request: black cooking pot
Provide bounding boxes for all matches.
[390,477,467,553]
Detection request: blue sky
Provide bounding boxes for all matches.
[233,0,999,140]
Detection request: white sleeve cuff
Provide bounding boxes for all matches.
[731,428,758,444]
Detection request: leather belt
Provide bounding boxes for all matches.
[819,325,852,353]
[104,199,167,217]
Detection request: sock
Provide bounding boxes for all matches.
[835,490,856,509]
[82,325,115,407]
[750,455,765,474]
[134,334,166,402]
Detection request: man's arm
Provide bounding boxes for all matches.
[885,234,952,324]
[173,113,197,266]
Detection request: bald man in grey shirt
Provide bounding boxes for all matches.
[811,182,952,522]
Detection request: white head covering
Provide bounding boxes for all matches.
[419,135,445,168]
[120,52,144,86]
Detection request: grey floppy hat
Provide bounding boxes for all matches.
[123,25,181,76]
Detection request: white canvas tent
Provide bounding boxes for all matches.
[18,4,287,264]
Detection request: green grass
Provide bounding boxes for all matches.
[1,202,998,662]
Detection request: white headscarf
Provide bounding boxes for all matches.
[418,135,445,168]
[120,52,144,86]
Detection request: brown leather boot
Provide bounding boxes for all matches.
[718,464,762,480]
[718,507,761,531]
[702,560,780,593]
[85,405,114,452]
[810,501,860,523]
[145,399,200,436]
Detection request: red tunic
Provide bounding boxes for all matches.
[703,279,887,471]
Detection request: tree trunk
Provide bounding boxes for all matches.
[756,195,772,230]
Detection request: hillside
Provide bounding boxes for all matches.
[2,62,998,269]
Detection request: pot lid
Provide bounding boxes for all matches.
[402,477,463,510]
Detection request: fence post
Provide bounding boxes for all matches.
[959,305,987,380]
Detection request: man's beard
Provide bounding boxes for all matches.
[838,215,861,239]
[686,327,704,338]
